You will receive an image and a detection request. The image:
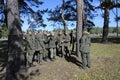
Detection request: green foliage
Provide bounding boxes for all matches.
[0,26,8,38]
[0,0,46,28]
[47,0,96,30]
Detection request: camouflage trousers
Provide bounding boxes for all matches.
[63,45,71,56]
[81,52,91,69]
[49,48,56,59]
[57,45,64,58]
[43,48,49,60]
[27,50,35,64]
[33,50,44,64]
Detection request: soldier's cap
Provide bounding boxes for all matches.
[83,31,90,35]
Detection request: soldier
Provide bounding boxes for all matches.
[63,32,71,57]
[35,31,45,65]
[70,30,76,52]
[56,31,64,58]
[48,32,57,61]
[43,31,49,61]
[26,30,36,67]
[79,30,91,69]
[23,32,28,67]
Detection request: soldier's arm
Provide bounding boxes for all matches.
[89,36,91,46]
[26,37,32,49]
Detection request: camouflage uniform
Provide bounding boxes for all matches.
[57,32,64,58]
[70,30,76,52]
[26,31,35,67]
[48,33,57,61]
[63,32,71,56]
[43,32,49,61]
[35,31,45,64]
[79,31,91,69]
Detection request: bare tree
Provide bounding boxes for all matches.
[100,0,113,43]
[76,0,83,57]
[61,0,67,33]
[6,0,27,80]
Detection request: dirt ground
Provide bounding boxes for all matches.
[28,55,84,80]
[0,55,88,80]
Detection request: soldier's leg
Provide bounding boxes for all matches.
[43,49,45,61]
[33,51,38,62]
[26,52,29,67]
[38,50,43,65]
[28,50,35,67]
[64,45,69,56]
[86,53,91,68]
[64,46,67,56]
[58,46,62,57]
[72,42,75,52]
[43,49,49,61]
[50,48,54,60]
[67,44,71,56]
[81,52,87,69]
[53,48,56,59]
[61,45,65,58]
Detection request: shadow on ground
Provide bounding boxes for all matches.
[64,52,83,68]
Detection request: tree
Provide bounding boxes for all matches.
[61,0,67,33]
[100,0,113,43]
[48,0,95,32]
[6,0,27,80]
[98,0,120,43]
[76,0,83,57]
[0,0,45,29]
[47,0,67,32]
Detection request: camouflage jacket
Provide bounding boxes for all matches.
[35,34,45,50]
[79,34,91,53]
[26,34,36,50]
[48,35,56,48]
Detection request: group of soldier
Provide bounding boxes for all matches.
[24,30,76,67]
[24,29,91,69]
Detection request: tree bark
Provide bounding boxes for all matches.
[76,0,83,57]
[6,0,27,80]
[61,0,67,33]
[102,7,109,43]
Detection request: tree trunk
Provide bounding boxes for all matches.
[76,0,83,57]
[61,0,67,33]
[102,7,109,43]
[6,0,27,80]
[115,0,118,38]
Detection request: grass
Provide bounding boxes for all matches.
[91,43,120,58]
[78,43,120,80]
[0,40,120,80]
[28,43,120,80]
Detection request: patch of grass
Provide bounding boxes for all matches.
[86,43,120,80]
[29,43,120,80]
[91,43,120,58]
